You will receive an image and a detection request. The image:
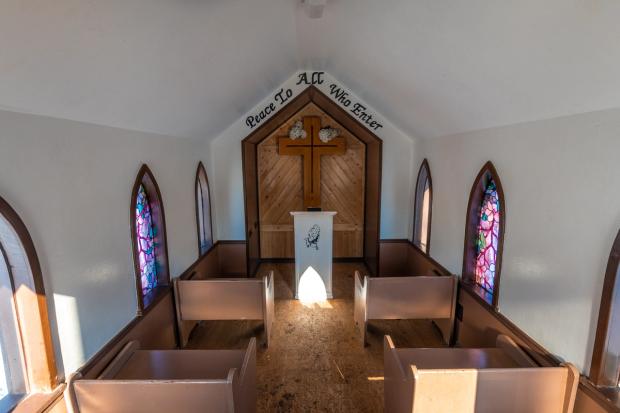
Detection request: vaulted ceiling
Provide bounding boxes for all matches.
[1,0,619,140]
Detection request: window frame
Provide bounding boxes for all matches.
[0,195,57,402]
[195,162,214,256]
[412,159,433,253]
[130,164,170,315]
[590,228,620,387]
[462,161,506,309]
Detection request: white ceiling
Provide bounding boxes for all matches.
[1,0,620,140]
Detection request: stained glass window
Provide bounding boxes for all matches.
[474,180,500,294]
[136,184,157,295]
[413,162,431,252]
[196,165,213,255]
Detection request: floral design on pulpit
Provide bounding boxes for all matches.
[305,224,321,250]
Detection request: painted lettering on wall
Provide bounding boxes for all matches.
[328,84,383,131]
[246,72,326,130]
[245,71,382,132]
[296,71,325,85]
[245,87,294,129]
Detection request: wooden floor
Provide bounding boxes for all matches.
[186,262,445,413]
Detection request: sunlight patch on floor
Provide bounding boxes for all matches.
[298,266,332,308]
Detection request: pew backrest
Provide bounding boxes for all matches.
[383,335,579,413]
[174,271,274,347]
[65,338,257,413]
[355,272,457,345]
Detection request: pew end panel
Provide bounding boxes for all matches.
[262,271,275,348]
[383,335,579,413]
[383,335,414,413]
[173,277,191,348]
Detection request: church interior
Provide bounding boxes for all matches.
[1,1,620,412]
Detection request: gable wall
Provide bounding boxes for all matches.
[210,71,419,242]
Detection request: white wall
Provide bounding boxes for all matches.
[0,109,208,377]
[419,107,620,372]
[210,71,417,241]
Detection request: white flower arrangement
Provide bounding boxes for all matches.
[318,127,339,143]
[288,121,307,140]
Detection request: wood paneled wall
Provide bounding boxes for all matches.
[258,103,365,258]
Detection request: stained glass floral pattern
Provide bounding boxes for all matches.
[136,184,157,295]
[475,180,500,294]
[196,171,213,255]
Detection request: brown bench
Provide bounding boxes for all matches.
[384,334,579,413]
[354,271,458,346]
[174,271,274,347]
[65,338,257,413]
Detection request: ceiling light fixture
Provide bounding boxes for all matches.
[302,0,326,19]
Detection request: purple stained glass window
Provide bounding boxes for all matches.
[474,180,500,294]
[136,184,157,295]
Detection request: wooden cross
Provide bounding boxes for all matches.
[278,116,346,208]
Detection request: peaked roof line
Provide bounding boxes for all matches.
[210,70,416,144]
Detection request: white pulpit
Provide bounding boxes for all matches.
[290,211,336,300]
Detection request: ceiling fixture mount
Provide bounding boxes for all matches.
[302,0,326,19]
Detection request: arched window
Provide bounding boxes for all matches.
[590,229,620,387]
[0,196,56,410]
[195,162,213,255]
[412,159,432,253]
[462,161,505,308]
[130,165,169,314]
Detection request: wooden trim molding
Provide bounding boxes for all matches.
[579,376,620,412]
[412,159,433,253]
[0,195,57,392]
[195,161,214,257]
[241,86,383,276]
[408,242,451,276]
[130,164,170,315]
[462,161,506,309]
[590,228,620,387]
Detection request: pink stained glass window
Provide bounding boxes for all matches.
[474,180,500,294]
[136,184,157,295]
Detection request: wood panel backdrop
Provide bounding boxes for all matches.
[258,103,365,258]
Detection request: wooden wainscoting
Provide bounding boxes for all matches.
[379,239,451,277]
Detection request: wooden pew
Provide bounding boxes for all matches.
[384,334,579,413]
[174,271,275,348]
[354,271,458,346]
[65,338,257,413]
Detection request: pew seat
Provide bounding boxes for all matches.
[66,338,256,413]
[384,334,579,413]
[354,271,458,346]
[174,271,275,347]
